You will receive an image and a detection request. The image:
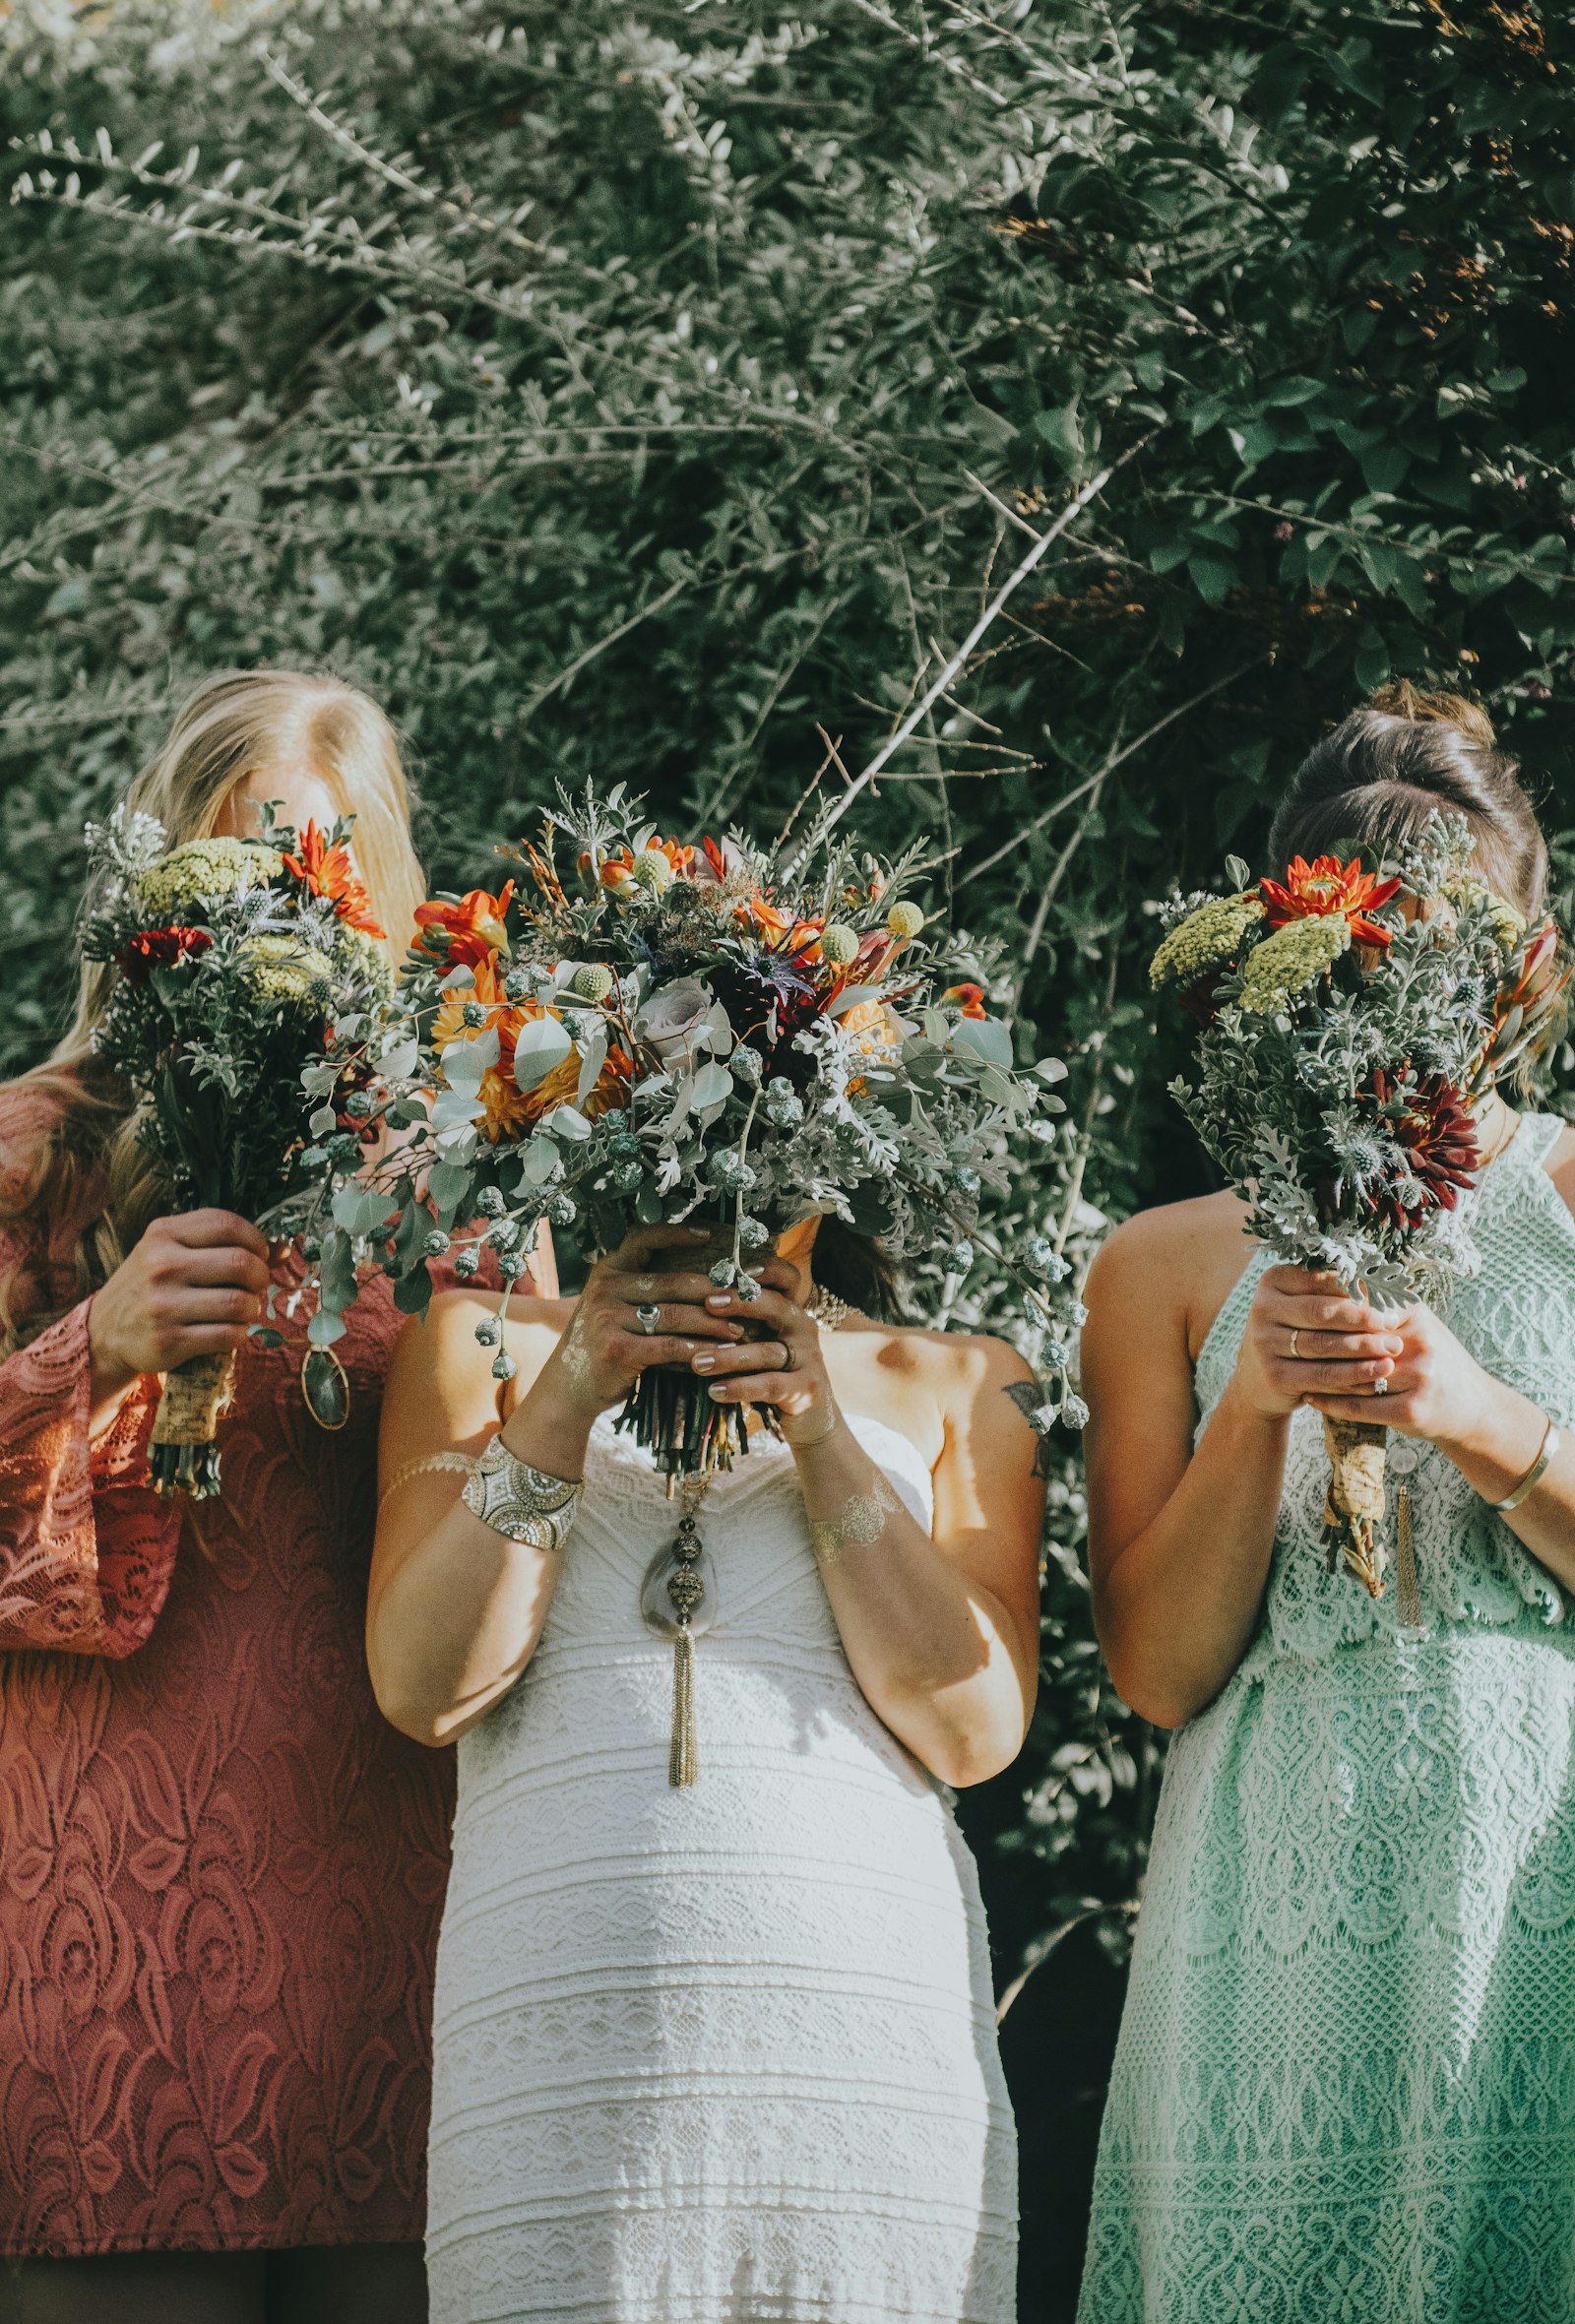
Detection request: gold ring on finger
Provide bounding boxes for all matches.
[1290,1328,1300,1359]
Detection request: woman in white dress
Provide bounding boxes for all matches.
[366,1218,1045,2324]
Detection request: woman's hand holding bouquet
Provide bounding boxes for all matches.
[81,803,396,1493]
[359,783,1084,1478]
[87,1209,272,1424]
[1154,813,1569,1594]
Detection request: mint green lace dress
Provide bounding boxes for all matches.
[1078,1113,1575,2324]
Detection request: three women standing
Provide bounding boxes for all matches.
[1079,691,1575,2323]
[0,672,549,2324]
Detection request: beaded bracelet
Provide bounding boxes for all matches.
[462,1435,584,1553]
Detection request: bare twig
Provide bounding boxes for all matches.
[787,456,1127,872]
[959,651,1264,890]
[514,572,691,724]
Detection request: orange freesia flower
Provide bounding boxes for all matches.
[415,881,515,970]
[1258,855,1401,949]
[742,895,825,953]
[942,982,988,1020]
[283,822,386,939]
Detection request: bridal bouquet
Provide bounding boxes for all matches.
[1152,813,1567,1593]
[353,783,1080,1476]
[83,803,394,1496]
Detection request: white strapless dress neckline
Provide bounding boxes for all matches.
[424,1409,1017,2324]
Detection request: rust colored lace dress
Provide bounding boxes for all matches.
[0,1086,455,2258]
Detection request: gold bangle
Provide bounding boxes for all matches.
[1496,1416,1561,1513]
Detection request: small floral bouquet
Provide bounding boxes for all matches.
[1152,814,1568,1593]
[355,783,1081,1476]
[83,804,394,1496]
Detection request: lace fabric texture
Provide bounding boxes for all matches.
[0,1086,456,2255]
[1078,1113,1575,2324]
[426,1411,1017,2324]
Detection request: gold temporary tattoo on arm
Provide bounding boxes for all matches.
[809,1472,901,1570]
[558,1309,595,1391]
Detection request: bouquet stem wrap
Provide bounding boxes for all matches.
[149,1350,238,1500]
[1322,1414,1388,1597]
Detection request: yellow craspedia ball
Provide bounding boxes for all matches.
[135,839,284,918]
[237,934,335,1009]
[818,923,859,968]
[630,848,674,894]
[886,901,925,940]
[570,963,616,1003]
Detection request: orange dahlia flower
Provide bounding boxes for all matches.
[283,822,386,939]
[415,881,515,970]
[1258,855,1401,949]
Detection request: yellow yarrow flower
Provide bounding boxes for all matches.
[1149,893,1264,992]
[237,934,335,1009]
[1237,913,1351,1014]
[135,839,284,918]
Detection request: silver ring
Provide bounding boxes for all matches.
[635,1302,661,1336]
[1372,1376,1389,1396]
[1290,1328,1300,1360]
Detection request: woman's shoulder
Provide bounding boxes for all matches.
[1086,1191,1257,1366]
[0,1074,73,1206]
[877,1316,1034,1389]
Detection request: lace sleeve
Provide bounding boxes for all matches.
[0,1291,181,1660]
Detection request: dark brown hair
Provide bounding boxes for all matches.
[1267,682,1547,916]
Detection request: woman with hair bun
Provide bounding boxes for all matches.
[0,672,552,2323]
[1077,688,1575,2323]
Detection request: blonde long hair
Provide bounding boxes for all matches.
[1,669,424,1350]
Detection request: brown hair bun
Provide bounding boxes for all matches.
[1267,685,1547,917]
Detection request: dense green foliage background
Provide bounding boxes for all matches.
[5,0,1575,2305]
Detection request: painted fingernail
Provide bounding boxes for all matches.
[692,1352,717,1373]
[708,1383,730,1400]
[706,1292,730,1310]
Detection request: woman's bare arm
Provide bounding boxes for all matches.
[1085,1211,1403,1727]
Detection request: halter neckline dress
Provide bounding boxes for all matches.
[1079,1112,1575,2324]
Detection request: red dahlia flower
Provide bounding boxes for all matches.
[118,926,213,980]
[1371,1068,1480,1224]
[283,822,386,939]
[1259,855,1401,949]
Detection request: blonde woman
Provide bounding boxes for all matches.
[0,673,551,2324]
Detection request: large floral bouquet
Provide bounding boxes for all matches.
[354,784,1080,1476]
[1152,814,1568,1592]
[83,804,393,1496]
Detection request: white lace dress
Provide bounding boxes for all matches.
[424,1410,1017,2324]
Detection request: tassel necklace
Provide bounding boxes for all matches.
[639,1283,859,1787]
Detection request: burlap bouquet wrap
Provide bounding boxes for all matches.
[149,1350,239,1499]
